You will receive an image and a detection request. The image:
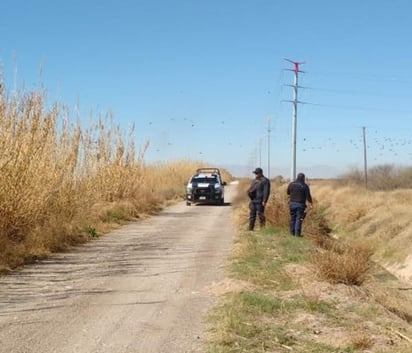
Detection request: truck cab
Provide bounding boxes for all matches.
[185,168,226,206]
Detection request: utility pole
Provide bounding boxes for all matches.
[362,126,368,189]
[284,59,305,181]
[266,117,271,179]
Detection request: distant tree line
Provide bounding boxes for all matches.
[339,164,412,191]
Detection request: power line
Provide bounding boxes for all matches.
[302,101,412,115]
[307,70,412,84]
[302,86,385,97]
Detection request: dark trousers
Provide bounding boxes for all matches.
[289,201,306,236]
[249,202,265,230]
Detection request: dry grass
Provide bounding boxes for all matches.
[341,164,412,190]
[310,180,412,274]
[350,329,374,350]
[364,281,412,324]
[0,84,229,270]
[264,186,290,228]
[206,175,412,353]
[310,241,373,285]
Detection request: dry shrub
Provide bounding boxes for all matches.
[265,195,289,228]
[231,178,250,207]
[350,329,374,350]
[339,164,412,191]
[306,233,335,252]
[301,205,333,249]
[310,241,373,285]
[264,183,291,228]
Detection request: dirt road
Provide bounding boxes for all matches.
[0,184,237,353]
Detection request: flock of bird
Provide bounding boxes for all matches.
[142,114,412,165]
[144,117,235,156]
[300,133,412,161]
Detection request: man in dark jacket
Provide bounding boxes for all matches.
[287,172,313,236]
[247,167,271,231]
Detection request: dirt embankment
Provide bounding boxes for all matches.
[310,181,412,280]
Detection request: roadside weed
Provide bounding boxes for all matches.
[84,226,98,238]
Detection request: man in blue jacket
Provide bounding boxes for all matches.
[287,172,313,236]
[247,167,271,231]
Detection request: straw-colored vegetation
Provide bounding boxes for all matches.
[0,84,229,271]
[340,164,412,191]
[310,179,412,275]
[206,177,412,352]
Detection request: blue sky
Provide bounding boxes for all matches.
[1,0,412,178]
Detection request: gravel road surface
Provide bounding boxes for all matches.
[0,184,237,353]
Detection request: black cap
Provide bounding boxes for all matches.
[253,167,263,174]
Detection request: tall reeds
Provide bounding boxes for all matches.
[0,83,215,269]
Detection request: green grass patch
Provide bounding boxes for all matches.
[208,290,352,353]
[231,228,308,290]
[277,232,309,263]
[84,226,99,238]
[207,291,298,352]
